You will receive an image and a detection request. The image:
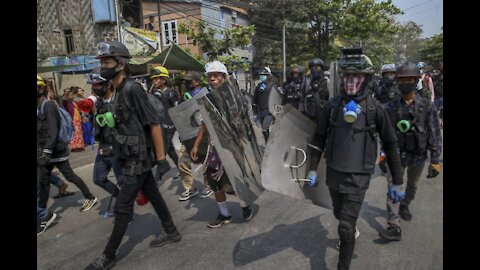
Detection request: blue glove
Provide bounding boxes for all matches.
[388,185,405,203]
[307,170,317,187]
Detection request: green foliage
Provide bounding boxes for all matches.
[392,21,424,63]
[419,31,443,68]
[248,0,401,70]
[178,20,254,66]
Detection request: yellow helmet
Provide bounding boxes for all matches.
[150,66,170,79]
[37,75,46,86]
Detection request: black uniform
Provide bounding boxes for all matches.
[37,99,95,209]
[92,99,124,195]
[253,81,277,141]
[153,87,179,165]
[302,76,329,120]
[309,84,403,270]
[375,77,398,104]
[103,78,178,258]
[282,78,305,110]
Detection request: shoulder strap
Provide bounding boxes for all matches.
[365,95,378,139]
[39,99,49,115]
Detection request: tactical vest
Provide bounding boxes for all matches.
[390,96,430,154]
[111,80,153,175]
[304,78,329,120]
[153,88,177,126]
[324,94,379,174]
[433,75,443,98]
[376,81,398,104]
[94,99,114,146]
[284,80,304,106]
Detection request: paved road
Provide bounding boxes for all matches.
[39,133,443,270]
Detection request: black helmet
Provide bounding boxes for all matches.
[290,65,304,75]
[95,41,131,59]
[396,62,421,78]
[338,48,374,75]
[85,67,107,84]
[308,58,325,70]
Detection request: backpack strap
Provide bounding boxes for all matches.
[39,99,49,115]
[351,95,378,140]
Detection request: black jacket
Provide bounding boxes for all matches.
[309,86,403,186]
[37,99,69,159]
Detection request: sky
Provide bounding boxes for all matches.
[389,0,443,38]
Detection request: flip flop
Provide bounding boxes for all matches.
[53,191,75,199]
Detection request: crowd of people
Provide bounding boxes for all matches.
[37,40,443,270]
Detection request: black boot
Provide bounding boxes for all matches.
[379,226,401,241]
[399,204,412,221]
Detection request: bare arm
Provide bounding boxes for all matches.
[150,124,166,160]
[191,123,207,160]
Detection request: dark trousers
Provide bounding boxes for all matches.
[93,153,124,195]
[329,188,366,270]
[103,169,177,258]
[38,160,94,209]
[163,127,179,165]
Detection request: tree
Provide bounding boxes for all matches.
[419,30,443,68]
[392,21,424,63]
[178,20,254,70]
[240,0,401,70]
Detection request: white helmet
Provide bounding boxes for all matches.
[205,61,228,76]
[381,63,396,74]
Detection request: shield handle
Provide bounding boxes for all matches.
[284,146,307,169]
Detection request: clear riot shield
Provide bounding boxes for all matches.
[268,86,283,118]
[261,104,332,209]
[196,80,264,205]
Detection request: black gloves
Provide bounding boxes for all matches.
[155,159,171,181]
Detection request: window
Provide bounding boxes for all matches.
[163,20,178,46]
[64,29,75,54]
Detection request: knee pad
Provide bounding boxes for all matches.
[338,220,355,244]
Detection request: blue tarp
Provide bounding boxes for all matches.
[91,0,116,23]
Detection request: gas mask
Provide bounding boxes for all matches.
[343,100,361,123]
[259,75,268,82]
[185,80,195,91]
[343,75,365,96]
[311,70,323,80]
[398,83,417,95]
[96,112,115,128]
[386,74,395,80]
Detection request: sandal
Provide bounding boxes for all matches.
[53,191,75,199]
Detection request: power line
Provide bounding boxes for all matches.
[402,0,435,12]
[402,4,441,19]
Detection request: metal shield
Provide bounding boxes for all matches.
[268,86,284,118]
[167,88,208,141]
[196,80,264,205]
[261,104,332,209]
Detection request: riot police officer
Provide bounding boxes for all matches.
[379,62,442,241]
[282,65,305,110]
[302,58,330,120]
[252,66,277,142]
[375,63,398,104]
[149,66,180,180]
[85,41,180,270]
[307,48,404,270]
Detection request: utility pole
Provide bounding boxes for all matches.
[282,7,286,83]
[157,0,163,51]
[114,0,122,42]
